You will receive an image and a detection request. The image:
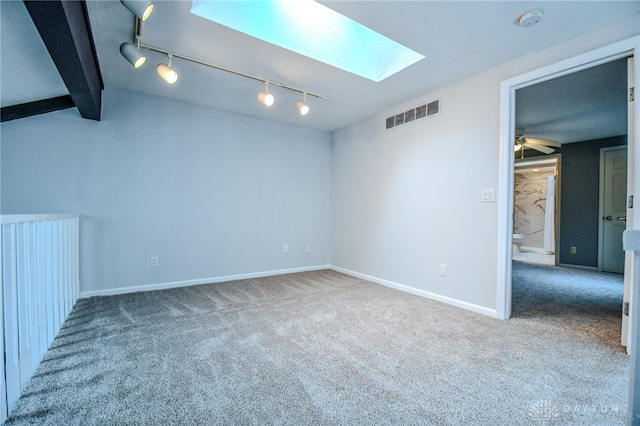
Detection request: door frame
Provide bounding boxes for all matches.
[496,37,639,324]
[598,145,628,272]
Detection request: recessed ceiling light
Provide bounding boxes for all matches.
[518,9,544,28]
[190,0,424,82]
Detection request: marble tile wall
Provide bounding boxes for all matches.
[514,170,553,248]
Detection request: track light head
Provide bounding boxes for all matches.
[120,43,146,68]
[121,0,154,21]
[157,64,178,84]
[258,92,274,107]
[295,100,309,115]
[257,82,275,107]
[295,93,309,116]
[156,56,178,84]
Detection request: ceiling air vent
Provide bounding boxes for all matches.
[385,99,440,130]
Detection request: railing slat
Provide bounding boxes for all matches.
[37,222,48,358]
[2,224,21,414]
[45,221,54,347]
[28,222,40,372]
[65,219,72,319]
[16,222,33,390]
[72,218,78,303]
[0,226,6,423]
[52,221,60,334]
[1,215,79,420]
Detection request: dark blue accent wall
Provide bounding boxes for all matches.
[558,136,627,267]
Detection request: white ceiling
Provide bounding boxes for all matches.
[2,1,639,134]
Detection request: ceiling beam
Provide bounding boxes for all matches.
[23,0,103,121]
[1,95,75,123]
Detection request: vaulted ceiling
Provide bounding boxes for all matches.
[2,1,639,136]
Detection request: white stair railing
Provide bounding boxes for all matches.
[1,214,79,422]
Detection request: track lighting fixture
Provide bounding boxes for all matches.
[118,4,325,114]
[295,93,310,116]
[120,43,146,68]
[121,0,154,21]
[156,55,178,84]
[257,82,275,107]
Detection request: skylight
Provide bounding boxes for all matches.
[190,0,424,82]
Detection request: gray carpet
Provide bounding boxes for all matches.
[512,261,625,350]
[4,264,628,425]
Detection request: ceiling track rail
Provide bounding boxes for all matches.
[132,18,327,100]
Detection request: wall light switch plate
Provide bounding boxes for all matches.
[481,189,496,203]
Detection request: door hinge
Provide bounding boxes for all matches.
[624,302,630,316]
[630,87,635,102]
[629,195,634,209]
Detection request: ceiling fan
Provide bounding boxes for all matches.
[514,128,560,157]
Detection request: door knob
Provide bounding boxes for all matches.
[605,216,612,221]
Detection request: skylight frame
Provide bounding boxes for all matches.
[190,0,425,82]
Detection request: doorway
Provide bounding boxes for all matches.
[496,39,637,349]
[513,156,559,267]
[508,58,629,345]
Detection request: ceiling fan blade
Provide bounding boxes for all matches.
[523,137,561,148]
[523,142,555,154]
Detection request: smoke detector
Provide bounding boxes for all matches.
[518,9,544,28]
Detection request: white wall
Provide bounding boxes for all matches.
[1,87,331,294]
[330,13,640,314]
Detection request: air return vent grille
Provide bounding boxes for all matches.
[386,99,440,130]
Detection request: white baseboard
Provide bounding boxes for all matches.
[330,266,499,318]
[80,264,499,320]
[79,264,331,298]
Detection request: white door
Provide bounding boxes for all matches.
[600,147,627,274]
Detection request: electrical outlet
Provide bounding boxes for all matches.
[306,245,311,254]
[150,256,159,267]
[570,246,576,254]
[283,244,288,253]
[440,264,447,277]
